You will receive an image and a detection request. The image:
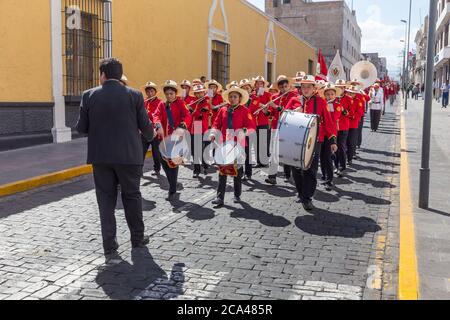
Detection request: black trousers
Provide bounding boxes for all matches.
[347,128,358,162]
[217,167,244,201]
[256,125,271,166]
[142,137,161,172]
[357,116,364,147]
[335,130,349,170]
[192,135,209,174]
[320,138,333,182]
[292,142,322,202]
[161,159,179,194]
[245,137,253,177]
[93,164,145,253]
[370,110,382,131]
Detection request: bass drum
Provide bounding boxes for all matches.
[277,111,319,170]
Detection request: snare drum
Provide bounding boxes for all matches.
[277,110,319,170]
[214,141,245,177]
[159,132,190,168]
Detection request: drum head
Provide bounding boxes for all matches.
[159,133,190,163]
[302,116,319,170]
[214,142,245,166]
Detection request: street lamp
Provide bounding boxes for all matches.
[405,0,413,110]
[401,20,408,99]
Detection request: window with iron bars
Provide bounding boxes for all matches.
[211,40,230,87]
[62,0,112,101]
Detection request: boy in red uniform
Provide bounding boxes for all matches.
[154,80,191,201]
[180,80,196,107]
[206,79,225,128]
[190,83,210,178]
[334,80,352,176]
[286,75,337,211]
[345,85,365,165]
[265,75,298,185]
[252,76,273,168]
[143,82,162,175]
[239,79,257,180]
[209,86,256,207]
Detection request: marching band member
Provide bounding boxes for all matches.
[345,85,364,166]
[321,83,343,190]
[143,81,162,175]
[252,76,273,168]
[265,75,298,186]
[239,79,257,180]
[209,85,256,207]
[190,83,211,178]
[357,88,370,150]
[153,80,190,201]
[181,80,196,107]
[286,75,337,211]
[268,84,279,95]
[206,79,225,128]
[368,83,384,132]
[334,79,352,176]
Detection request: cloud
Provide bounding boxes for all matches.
[360,4,414,77]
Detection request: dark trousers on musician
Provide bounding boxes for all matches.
[161,160,179,194]
[142,136,161,172]
[217,168,244,201]
[370,109,382,131]
[335,130,349,171]
[357,116,364,148]
[192,135,208,175]
[93,164,145,253]
[292,142,322,202]
[256,125,271,166]
[245,137,253,178]
[320,138,334,183]
[347,128,358,163]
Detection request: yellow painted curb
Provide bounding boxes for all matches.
[398,114,419,300]
[0,151,153,198]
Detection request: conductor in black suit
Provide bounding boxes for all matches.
[76,58,154,256]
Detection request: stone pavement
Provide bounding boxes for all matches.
[403,97,450,299]
[0,102,402,300]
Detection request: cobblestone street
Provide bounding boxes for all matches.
[0,105,401,301]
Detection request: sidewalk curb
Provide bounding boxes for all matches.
[0,151,152,198]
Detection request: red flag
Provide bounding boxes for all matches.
[316,49,328,81]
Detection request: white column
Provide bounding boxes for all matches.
[50,0,72,143]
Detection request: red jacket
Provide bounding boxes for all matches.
[270,91,298,130]
[190,97,210,134]
[336,95,352,132]
[153,97,191,137]
[245,94,259,128]
[327,99,343,131]
[210,94,224,127]
[184,95,196,107]
[212,104,256,146]
[251,91,272,127]
[285,94,337,143]
[349,94,366,129]
[144,97,161,123]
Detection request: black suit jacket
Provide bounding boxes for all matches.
[76,80,154,165]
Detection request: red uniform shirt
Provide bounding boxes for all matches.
[349,95,365,129]
[336,95,352,132]
[144,97,161,123]
[251,91,272,127]
[153,97,191,137]
[190,97,210,134]
[285,94,337,142]
[327,99,343,131]
[184,95,196,106]
[210,94,224,127]
[212,104,256,146]
[270,91,298,130]
[245,94,259,128]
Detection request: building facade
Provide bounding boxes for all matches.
[362,53,389,80]
[435,0,450,93]
[265,0,362,79]
[0,0,316,151]
[414,16,428,87]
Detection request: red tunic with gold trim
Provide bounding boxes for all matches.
[212,104,256,146]
[349,94,365,129]
[153,97,190,137]
[209,94,225,128]
[190,97,210,135]
[251,91,272,127]
[327,99,343,132]
[336,95,352,132]
[270,91,298,130]
[144,97,161,123]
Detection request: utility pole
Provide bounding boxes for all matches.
[401,20,408,98]
[405,0,413,110]
[419,0,437,209]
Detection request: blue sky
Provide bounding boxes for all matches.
[248,0,429,77]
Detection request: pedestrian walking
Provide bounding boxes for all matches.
[441,81,449,108]
[369,83,384,132]
[76,58,154,257]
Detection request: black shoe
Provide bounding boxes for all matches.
[132,235,150,249]
[265,178,277,185]
[212,198,224,207]
[151,170,160,176]
[242,176,248,182]
[284,176,291,183]
[166,192,177,201]
[325,181,334,191]
[302,200,314,212]
[233,197,241,203]
[246,175,252,181]
[203,168,208,175]
[193,173,200,179]
[104,251,121,264]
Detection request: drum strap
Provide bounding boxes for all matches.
[227,107,234,130]
[313,95,318,115]
[166,102,175,129]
